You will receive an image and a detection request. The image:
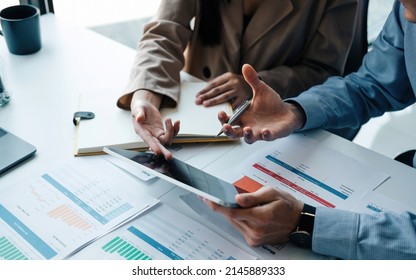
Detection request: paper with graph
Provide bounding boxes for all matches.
[71,203,256,260]
[0,157,159,260]
[220,133,390,211]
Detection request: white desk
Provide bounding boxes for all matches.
[0,14,135,187]
[1,14,416,260]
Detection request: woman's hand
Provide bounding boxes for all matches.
[195,72,252,109]
[131,91,180,160]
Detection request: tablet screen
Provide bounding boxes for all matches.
[104,147,239,208]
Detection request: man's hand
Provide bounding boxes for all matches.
[217,64,305,144]
[204,186,303,247]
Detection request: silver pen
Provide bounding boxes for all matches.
[216,100,251,137]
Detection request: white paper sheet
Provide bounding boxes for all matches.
[71,203,256,260]
[0,157,159,260]
[220,134,390,210]
[180,192,328,260]
[351,191,416,216]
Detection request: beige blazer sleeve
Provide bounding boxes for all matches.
[118,0,198,109]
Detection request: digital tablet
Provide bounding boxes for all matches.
[103,147,239,208]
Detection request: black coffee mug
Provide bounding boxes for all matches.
[0,5,41,55]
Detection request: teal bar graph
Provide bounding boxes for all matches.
[0,237,29,260]
[101,236,152,260]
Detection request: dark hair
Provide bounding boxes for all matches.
[198,0,229,46]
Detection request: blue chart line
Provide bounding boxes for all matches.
[265,155,348,200]
[42,174,132,225]
[367,204,382,213]
[0,204,57,259]
[127,226,183,260]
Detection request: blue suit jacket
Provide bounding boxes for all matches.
[290,1,416,259]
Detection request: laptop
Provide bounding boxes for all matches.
[0,127,36,175]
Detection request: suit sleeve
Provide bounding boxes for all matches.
[313,207,416,259]
[288,1,415,131]
[117,0,196,109]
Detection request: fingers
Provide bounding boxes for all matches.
[146,136,173,160]
[242,127,275,144]
[223,124,245,139]
[158,145,173,160]
[196,73,246,107]
[242,127,257,144]
[197,89,232,107]
[158,118,175,146]
[173,120,180,137]
[218,111,247,139]
[133,116,177,160]
[131,102,180,160]
[241,64,263,94]
[205,186,285,218]
[236,186,281,208]
[218,111,230,125]
[143,134,165,157]
[195,76,227,105]
[201,90,235,107]
[203,198,258,244]
[153,119,180,160]
[203,198,240,219]
[204,197,262,226]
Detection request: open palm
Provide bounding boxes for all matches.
[219,64,299,143]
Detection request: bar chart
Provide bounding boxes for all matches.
[72,204,255,260]
[101,236,152,260]
[0,158,159,259]
[47,205,92,230]
[0,237,29,260]
[221,133,389,210]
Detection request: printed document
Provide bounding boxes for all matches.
[71,203,256,260]
[0,157,159,260]
[220,133,390,210]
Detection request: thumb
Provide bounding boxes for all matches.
[235,186,277,208]
[242,64,263,99]
[134,109,146,123]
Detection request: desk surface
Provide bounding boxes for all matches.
[0,14,135,187]
[1,14,416,260]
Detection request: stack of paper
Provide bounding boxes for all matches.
[0,157,159,260]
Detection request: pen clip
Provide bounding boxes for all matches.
[73,111,95,126]
[234,100,250,114]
